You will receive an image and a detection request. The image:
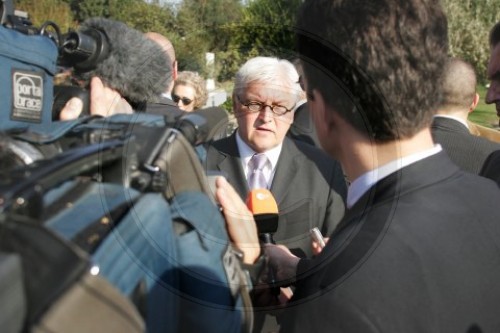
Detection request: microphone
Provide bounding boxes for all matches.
[59,17,171,104]
[246,189,279,244]
[246,189,280,294]
[174,107,229,145]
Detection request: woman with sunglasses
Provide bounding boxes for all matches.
[172,71,208,112]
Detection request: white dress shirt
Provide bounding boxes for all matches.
[346,145,443,209]
[235,132,282,188]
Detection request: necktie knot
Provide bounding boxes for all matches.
[248,154,269,189]
[249,153,268,170]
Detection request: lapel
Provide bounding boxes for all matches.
[270,137,300,206]
[211,135,301,203]
[212,133,249,199]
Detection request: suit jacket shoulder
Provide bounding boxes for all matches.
[480,149,500,185]
[144,96,185,124]
[287,102,320,147]
[283,152,500,332]
[431,117,500,174]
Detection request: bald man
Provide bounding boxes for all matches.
[144,32,184,120]
[145,32,178,97]
[431,57,500,174]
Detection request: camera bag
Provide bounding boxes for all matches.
[0,25,57,131]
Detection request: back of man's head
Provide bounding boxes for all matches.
[145,32,177,93]
[296,0,448,142]
[438,58,477,115]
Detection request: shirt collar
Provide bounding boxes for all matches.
[346,144,443,209]
[235,131,282,171]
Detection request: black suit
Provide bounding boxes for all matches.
[280,152,500,332]
[480,150,500,185]
[144,95,184,124]
[287,102,320,147]
[431,116,500,174]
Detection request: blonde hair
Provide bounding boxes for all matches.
[173,71,208,109]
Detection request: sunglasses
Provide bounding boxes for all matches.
[172,94,193,106]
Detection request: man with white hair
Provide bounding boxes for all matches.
[205,56,347,332]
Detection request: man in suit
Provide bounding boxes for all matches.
[287,60,320,147]
[481,21,500,185]
[144,32,184,122]
[206,56,346,258]
[214,0,500,332]
[431,57,500,174]
[205,56,347,332]
[486,21,500,128]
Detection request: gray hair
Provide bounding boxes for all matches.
[233,57,301,103]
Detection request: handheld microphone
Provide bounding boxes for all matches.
[246,189,280,293]
[246,189,279,244]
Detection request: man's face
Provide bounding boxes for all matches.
[486,43,500,118]
[234,82,295,153]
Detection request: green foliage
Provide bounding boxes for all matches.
[111,1,177,35]
[17,0,500,101]
[470,85,498,127]
[444,0,500,83]
[16,0,76,31]
[230,0,302,59]
[175,0,243,76]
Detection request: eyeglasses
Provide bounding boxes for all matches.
[236,95,293,116]
[172,94,193,106]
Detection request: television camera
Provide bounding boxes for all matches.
[0,0,228,216]
[0,2,242,332]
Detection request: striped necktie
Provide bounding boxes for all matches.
[248,153,269,189]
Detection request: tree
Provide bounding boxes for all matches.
[174,0,243,75]
[230,0,302,59]
[16,0,76,32]
[68,0,139,23]
[444,0,500,83]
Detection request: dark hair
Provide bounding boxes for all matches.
[490,21,500,48]
[296,0,448,142]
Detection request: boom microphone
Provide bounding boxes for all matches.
[59,17,171,104]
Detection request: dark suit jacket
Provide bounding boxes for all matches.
[287,102,320,147]
[480,149,500,185]
[280,152,500,332]
[144,96,184,124]
[431,116,500,174]
[205,133,347,258]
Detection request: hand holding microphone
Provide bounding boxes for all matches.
[246,189,282,295]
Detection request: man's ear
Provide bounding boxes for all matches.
[172,60,178,81]
[469,92,480,113]
[310,89,334,131]
[232,92,238,113]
